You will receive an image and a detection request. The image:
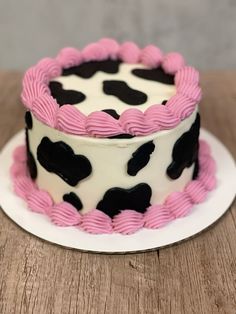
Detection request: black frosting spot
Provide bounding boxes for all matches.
[127,141,155,176]
[102,109,120,120]
[62,59,121,78]
[132,67,174,85]
[96,183,152,218]
[37,137,92,186]
[25,111,33,129]
[63,192,83,211]
[49,81,86,106]
[192,158,199,180]
[162,100,167,105]
[103,80,147,105]
[167,113,200,180]
[108,134,135,139]
[25,128,37,180]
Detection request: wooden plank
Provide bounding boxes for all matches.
[0,71,235,314]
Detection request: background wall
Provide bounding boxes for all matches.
[0,0,235,70]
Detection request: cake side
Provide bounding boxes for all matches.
[26,108,199,216]
[11,139,216,234]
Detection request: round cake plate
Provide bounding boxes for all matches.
[0,129,235,254]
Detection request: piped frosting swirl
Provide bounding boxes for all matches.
[11,140,216,235]
[21,38,201,138]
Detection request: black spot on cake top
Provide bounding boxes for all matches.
[63,192,83,211]
[101,109,135,138]
[62,59,122,78]
[96,183,152,218]
[167,113,200,180]
[161,100,168,105]
[108,134,135,139]
[49,81,86,106]
[50,60,176,120]
[103,80,147,105]
[132,67,174,85]
[37,137,92,186]
[127,141,155,176]
[102,109,120,120]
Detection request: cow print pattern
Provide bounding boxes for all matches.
[25,112,37,180]
[127,141,155,176]
[132,67,174,85]
[49,81,86,106]
[48,60,175,140]
[103,80,147,105]
[62,59,122,78]
[49,61,175,111]
[167,113,200,180]
[96,183,152,218]
[37,137,92,186]
[63,192,83,211]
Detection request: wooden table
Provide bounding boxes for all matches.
[0,71,235,314]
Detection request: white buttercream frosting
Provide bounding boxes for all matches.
[28,108,197,213]
[53,63,176,115]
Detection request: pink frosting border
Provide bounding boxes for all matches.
[21,38,202,138]
[10,140,216,235]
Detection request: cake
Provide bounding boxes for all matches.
[11,38,216,234]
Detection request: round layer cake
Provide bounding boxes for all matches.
[11,38,216,234]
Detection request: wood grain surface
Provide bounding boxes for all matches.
[0,71,235,314]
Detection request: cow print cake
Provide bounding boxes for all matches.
[11,38,216,234]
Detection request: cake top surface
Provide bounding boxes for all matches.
[50,61,176,116]
[21,38,201,138]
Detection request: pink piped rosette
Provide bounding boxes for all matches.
[11,140,216,235]
[21,38,202,138]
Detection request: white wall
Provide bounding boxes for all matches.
[0,0,235,70]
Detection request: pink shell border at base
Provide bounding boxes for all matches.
[10,140,216,235]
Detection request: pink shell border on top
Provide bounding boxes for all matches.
[21,38,202,138]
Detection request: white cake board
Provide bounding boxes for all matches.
[0,129,235,253]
